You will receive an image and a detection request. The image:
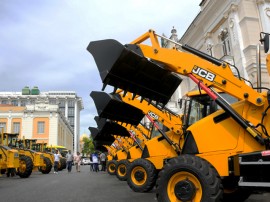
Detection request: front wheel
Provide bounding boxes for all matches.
[17,155,33,178]
[127,158,157,192]
[156,155,223,202]
[115,159,130,181]
[39,157,52,174]
[107,160,117,175]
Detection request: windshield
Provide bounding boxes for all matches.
[184,93,237,128]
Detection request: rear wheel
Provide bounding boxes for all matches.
[17,155,33,178]
[60,158,66,170]
[156,155,223,202]
[107,160,117,175]
[116,160,130,181]
[127,158,157,192]
[39,157,52,174]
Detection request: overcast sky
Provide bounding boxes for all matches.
[0,0,201,135]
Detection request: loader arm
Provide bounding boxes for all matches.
[88,29,268,145]
[117,90,183,135]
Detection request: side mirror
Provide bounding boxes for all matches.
[260,32,269,53]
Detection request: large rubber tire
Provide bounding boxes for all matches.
[57,158,64,171]
[39,157,52,174]
[107,160,117,175]
[17,155,33,178]
[156,155,223,202]
[127,158,157,192]
[60,158,66,170]
[222,176,252,202]
[115,160,130,181]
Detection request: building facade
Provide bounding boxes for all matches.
[0,102,73,150]
[0,86,83,153]
[163,0,270,108]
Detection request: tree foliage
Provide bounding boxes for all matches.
[82,136,94,156]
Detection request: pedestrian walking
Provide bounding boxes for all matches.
[74,152,81,172]
[66,150,73,173]
[53,150,60,174]
[100,152,106,171]
[89,154,94,171]
[92,152,99,172]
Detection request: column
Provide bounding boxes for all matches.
[65,99,68,118]
[74,99,78,154]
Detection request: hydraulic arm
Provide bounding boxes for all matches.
[88,29,269,146]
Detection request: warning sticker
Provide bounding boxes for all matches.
[261,150,270,156]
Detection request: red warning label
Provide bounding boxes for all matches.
[261,150,270,156]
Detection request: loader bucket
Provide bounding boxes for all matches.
[90,91,144,125]
[89,127,99,139]
[89,126,115,145]
[95,117,130,137]
[87,39,182,105]
[93,141,107,152]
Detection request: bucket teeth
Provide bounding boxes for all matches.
[101,80,109,91]
[113,87,118,94]
[88,39,182,106]
[132,93,136,100]
[123,90,128,97]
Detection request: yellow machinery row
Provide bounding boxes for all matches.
[88,30,270,202]
[0,131,67,178]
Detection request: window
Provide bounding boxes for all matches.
[13,122,20,133]
[38,121,45,134]
[20,100,27,106]
[0,122,6,132]
[68,117,74,126]
[68,108,74,116]
[49,99,57,105]
[59,100,65,107]
[11,100,18,106]
[219,28,232,56]
[1,100,8,104]
[59,108,65,115]
[68,100,74,107]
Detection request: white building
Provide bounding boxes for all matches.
[164,0,270,108]
[0,102,73,150]
[0,86,83,153]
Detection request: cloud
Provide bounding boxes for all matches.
[0,0,201,135]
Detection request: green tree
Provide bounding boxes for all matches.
[82,136,94,156]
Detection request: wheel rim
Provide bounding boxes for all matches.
[131,166,147,186]
[19,160,26,172]
[118,164,126,176]
[109,163,115,172]
[167,171,202,202]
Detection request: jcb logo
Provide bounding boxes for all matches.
[148,111,159,120]
[192,66,216,82]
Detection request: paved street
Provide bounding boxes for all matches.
[0,165,269,202]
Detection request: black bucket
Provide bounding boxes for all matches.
[88,126,115,143]
[94,140,112,152]
[87,39,182,105]
[90,91,144,125]
[94,117,130,137]
[88,126,99,139]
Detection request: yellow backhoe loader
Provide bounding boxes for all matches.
[88,30,270,201]
[2,133,33,178]
[28,141,52,174]
[0,129,20,177]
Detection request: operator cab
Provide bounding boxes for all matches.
[181,90,238,130]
